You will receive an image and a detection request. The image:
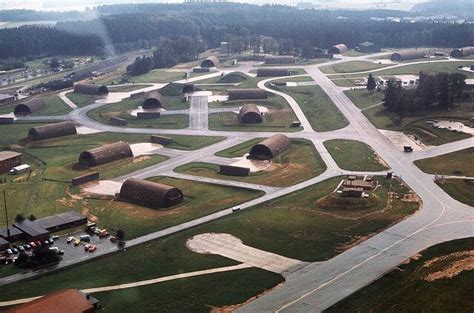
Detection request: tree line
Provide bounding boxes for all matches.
[0,4,473,61]
[382,72,467,123]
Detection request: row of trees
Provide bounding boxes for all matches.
[127,37,202,75]
[382,72,467,122]
[0,4,473,60]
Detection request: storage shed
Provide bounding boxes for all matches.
[119,178,183,209]
[35,211,87,232]
[200,56,219,68]
[239,104,263,124]
[264,55,296,65]
[328,44,348,54]
[14,98,45,116]
[143,91,163,109]
[390,50,427,62]
[28,121,77,141]
[79,142,133,167]
[74,83,109,95]
[450,46,474,58]
[256,68,290,77]
[248,134,291,160]
[0,151,22,174]
[13,220,49,241]
[228,89,267,101]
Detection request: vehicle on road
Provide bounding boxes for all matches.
[232,206,241,212]
[9,164,30,175]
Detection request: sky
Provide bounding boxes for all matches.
[0,0,429,11]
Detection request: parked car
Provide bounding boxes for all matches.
[88,245,97,253]
[80,235,91,242]
[109,236,117,243]
[84,244,91,251]
[98,229,109,238]
[18,246,25,253]
[29,242,36,248]
[12,248,18,254]
[57,250,65,255]
[66,236,75,244]
[74,239,81,246]
[24,244,31,250]
[51,235,60,241]
[5,249,12,255]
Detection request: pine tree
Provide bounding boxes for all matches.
[367,74,376,93]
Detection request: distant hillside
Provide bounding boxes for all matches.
[411,0,474,18]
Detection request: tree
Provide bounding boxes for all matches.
[367,74,376,93]
[28,214,36,221]
[15,252,30,267]
[50,58,60,69]
[14,214,25,223]
[301,41,314,59]
[116,229,125,241]
[382,79,400,111]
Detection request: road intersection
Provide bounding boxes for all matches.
[2,52,472,311]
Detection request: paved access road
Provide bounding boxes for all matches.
[3,52,473,313]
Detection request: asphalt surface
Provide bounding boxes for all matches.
[2,53,473,312]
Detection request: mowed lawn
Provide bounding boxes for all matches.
[414,147,474,177]
[344,89,384,109]
[0,228,283,312]
[436,179,474,206]
[324,139,389,171]
[320,61,390,74]
[34,95,72,116]
[175,139,327,187]
[327,238,474,313]
[272,85,348,132]
[66,92,102,107]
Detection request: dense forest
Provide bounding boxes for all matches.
[0,3,473,61]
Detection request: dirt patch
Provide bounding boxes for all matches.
[423,250,474,282]
[81,207,99,223]
[132,155,151,164]
[374,154,389,169]
[210,282,285,313]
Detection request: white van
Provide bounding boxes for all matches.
[9,164,30,175]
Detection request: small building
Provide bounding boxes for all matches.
[137,112,160,119]
[119,178,184,209]
[0,151,22,174]
[200,56,219,68]
[74,83,108,95]
[6,289,98,313]
[264,55,296,65]
[34,211,87,232]
[390,50,427,62]
[151,135,172,145]
[341,187,363,198]
[13,220,50,241]
[256,68,290,77]
[228,89,267,101]
[328,44,348,54]
[143,91,163,109]
[193,67,210,73]
[219,165,250,177]
[450,46,474,58]
[314,53,333,59]
[471,65,474,71]
[109,117,127,126]
[0,94,15,106]
[239,104,263,124]
[28,121,77,141]
[248,134,292,160]
[343,179,373,190]
[0,237,9,251]
[0,117,14,125]
[358,41,381,53]
[79,141,133,167]
[14,98,45,116]
[72,172,100,186]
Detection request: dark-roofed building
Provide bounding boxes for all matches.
[248,134,292,160]
[182,84,194,94]
[239,104,263,124]
[28,121,77,141]
[74,83,108,95]
[200,56,219,68]
[358,41,381,53]
[79,142,133,167]
[35,211,87,232]
[0,94,15,106]
[14,98,45,116]
[0,151,22,174]
[143,91,163,109]
[343,179,373,190]
[228,89,267,101]
[257,68,290,77]
[219,165,250,177]
[328,44,348,54]
[390,50,427,62]
[0,237,9,251]
[0,226,24,242]
[6,289,97,313]
[13,220,49,241]
[120,178,183,209]
[264,55,296,65]
[450,46,474,58]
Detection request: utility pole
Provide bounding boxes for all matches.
[3,190,9,238]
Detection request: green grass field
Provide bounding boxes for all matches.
[320,61,390,74]
[34,95,72,116]
[0,228,282,311]
[436,179,474,206]
[414,148,474,177]
[327,238,474,313]
[324,139,389,171]
[344,89,384,109]
[175,139,327,187]
[66,93,102,107]
[271,85,349,132]
[107,84,153,92]
[129,69,186,84]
